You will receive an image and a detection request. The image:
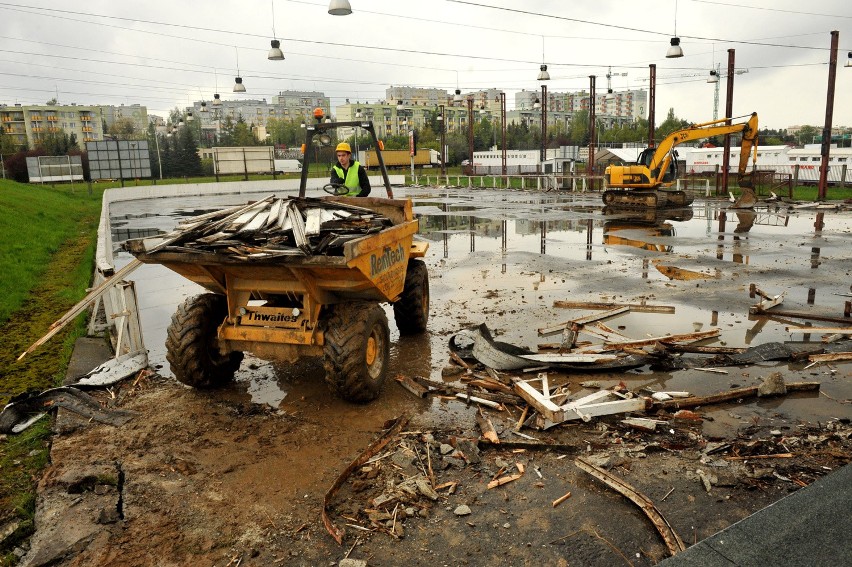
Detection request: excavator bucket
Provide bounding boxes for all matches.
[731,187,757,209]
[731,171,757,209]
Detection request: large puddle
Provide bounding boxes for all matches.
[110,187,852,429]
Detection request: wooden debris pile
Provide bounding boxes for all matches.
[127,195,393,259]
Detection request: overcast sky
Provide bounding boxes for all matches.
[0,0,850,131]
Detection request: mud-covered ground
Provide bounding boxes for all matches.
[16,190,852,565]
[23,370,852,567]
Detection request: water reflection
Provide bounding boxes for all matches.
[108,188,852,412]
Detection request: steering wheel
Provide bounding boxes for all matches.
[322,183,348,196]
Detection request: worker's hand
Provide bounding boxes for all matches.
[322,183,348,195]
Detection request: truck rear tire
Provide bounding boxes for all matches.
[165,294,243,389]
[393,259,429,335]
[323,302,390,403]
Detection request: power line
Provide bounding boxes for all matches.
[688,0,852,19]
[447,0,835,51]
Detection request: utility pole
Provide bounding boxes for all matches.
[818,30,839,201]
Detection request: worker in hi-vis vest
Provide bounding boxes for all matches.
[330,142,371,197]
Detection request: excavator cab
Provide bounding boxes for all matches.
[660,150,678,183]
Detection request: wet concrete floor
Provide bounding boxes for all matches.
[110,187,852,431]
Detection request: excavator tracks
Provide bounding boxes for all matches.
[601,190,694,209]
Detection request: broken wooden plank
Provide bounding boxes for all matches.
[786,327,852,335]
[604,329,721,349]
[519,353,619,364]
[476,410,500,444]
[653,382,820,410]
[456,393,503,410]
[395,375,429,398]
[512,378,565,423]
[538,306,629,336]
[487,463,525,489]
[657,342,747,355]
[467,378,514,395]
[322,415,409,545]
[724,453,794,461]
[409,375,523,406]
[552,490,572,507]
[19,259,143,361]
[561,398,648,423]
[576,457,686,556]
[749,291,785,315]
[553,300,675,314]
[807,352,852,363]
[752,308,851,325]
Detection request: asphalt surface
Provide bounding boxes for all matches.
[660,462,852,566]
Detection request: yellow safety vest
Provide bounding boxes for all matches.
[332,161,363,196]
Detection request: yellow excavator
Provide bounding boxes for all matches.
[603,112,759,209]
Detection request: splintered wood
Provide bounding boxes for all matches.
[487,463,525,489]
[128,196,393,260]
[512,373,648,427]
[576,458,686,557]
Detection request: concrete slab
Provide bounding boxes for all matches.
[660,463,852,567]
[63,337,113,386]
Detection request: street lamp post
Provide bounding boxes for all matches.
[153,133,163,181]
[499,92,507,179]
[540,84,547,169]
[438,104,446,177]
[467,97,474,174]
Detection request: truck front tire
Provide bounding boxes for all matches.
[165,294,243,388]
[393,259,429,335]
[323,302,390,403]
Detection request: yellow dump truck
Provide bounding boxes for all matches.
[126,119,429,402]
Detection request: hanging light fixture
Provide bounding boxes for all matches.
[328,0,352,16]
[707,69,719,83]
[233,47,246,92]
[453,89,462,103]
[268,40,284,61]
[200,101,208,112]
[533,98,541,110]
[846,52,852,68]
[666,0,683,58]
[537,36,550,81]
[212,69,222,105]
[186,110,194,122]
[268,1,284,60]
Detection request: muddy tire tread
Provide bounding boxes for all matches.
[165,293,243,388]
[393,259,429,335]
[323,302,389,403]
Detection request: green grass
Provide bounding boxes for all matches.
[0,179,103,563]
[0,180,105,324]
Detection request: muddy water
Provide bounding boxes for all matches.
[110,187,852,430]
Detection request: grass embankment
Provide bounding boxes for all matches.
[0,179,105,563]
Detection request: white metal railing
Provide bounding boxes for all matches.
[411,174,593,192]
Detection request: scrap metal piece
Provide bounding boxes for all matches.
[470,324,535,371]
[576,457,686,557]
[0,387,136,434]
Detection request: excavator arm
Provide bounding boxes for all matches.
[605,112,759,190]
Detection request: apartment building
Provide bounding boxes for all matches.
[189,92,331,145]
[0,103,106,149]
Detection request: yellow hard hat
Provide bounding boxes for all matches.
[335,142,351,153]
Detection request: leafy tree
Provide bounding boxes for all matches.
[107,117,143,140]
[35,131,78,154]
[794,125,819,146]
[232,117,259,146]
[569,110,589,146]
[217,116,235,147]
[657,108,690,139]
